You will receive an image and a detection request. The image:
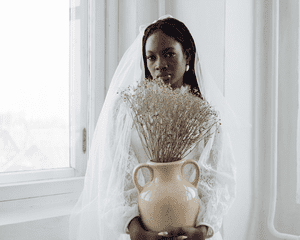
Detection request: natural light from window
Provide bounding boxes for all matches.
[0,0,69,172]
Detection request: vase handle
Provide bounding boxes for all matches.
[133,163,154,194]
[181,159,200,188]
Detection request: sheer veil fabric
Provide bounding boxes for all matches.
[69,15,238,240]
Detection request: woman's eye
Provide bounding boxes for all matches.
[147,56,155,61]
[166,52,175,58]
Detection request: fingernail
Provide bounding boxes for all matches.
[158,232,168,236]
[178,236,188,240]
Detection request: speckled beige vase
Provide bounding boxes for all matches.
[133,158,200,232]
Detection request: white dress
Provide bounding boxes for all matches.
[69,15,238,239]
[113,99,236,240]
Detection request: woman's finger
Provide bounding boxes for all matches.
[165,226,184,237]
[158,231,168,237]
[177,236,188,240]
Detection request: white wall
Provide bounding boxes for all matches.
[222,0,253,239]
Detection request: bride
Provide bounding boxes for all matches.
[69,15,237,240]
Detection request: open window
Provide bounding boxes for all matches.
[0,0,94,224]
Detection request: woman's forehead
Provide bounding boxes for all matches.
[145,31,182,53]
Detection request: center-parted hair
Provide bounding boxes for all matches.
[142,17,203,99]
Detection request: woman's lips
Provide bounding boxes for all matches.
[158,74,171,81]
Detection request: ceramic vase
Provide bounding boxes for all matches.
[133,158,201,232]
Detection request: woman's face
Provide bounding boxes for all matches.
[145,31,188,89]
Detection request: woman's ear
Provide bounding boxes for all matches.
[184,49,192,65]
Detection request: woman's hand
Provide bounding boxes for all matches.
[158,225,208,240]
[128,217,170,240]
[130,228,170,240]
[128,217,208,240]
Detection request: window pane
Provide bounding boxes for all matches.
[0,0,69,172]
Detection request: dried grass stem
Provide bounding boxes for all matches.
[118,78,220,163]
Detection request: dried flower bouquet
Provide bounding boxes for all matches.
[117,78,220,163]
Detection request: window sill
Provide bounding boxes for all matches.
[0,177,84,202]
[0,199,77,226]
[0,177,84,226]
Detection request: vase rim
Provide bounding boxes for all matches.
[149,158,186,165]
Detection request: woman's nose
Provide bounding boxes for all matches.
[155,57,168,70]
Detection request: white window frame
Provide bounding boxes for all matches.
[0,0,107,225]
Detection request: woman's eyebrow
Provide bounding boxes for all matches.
[163,47,175,52]
[146,47,176,55]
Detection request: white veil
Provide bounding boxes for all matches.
[69,15,240,240]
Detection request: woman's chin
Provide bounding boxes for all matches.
[171,80,183,89]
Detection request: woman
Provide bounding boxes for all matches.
[69,15,237,240]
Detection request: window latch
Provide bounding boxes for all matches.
[83,128,87,153]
